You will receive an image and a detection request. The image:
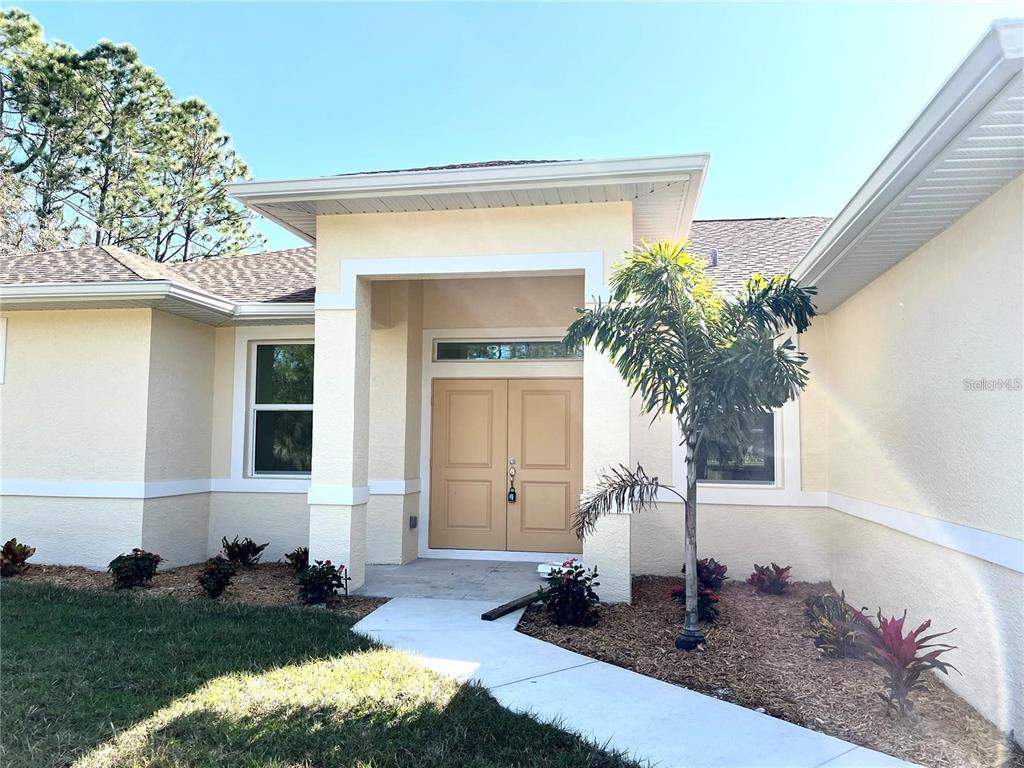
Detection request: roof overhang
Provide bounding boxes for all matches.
[0,282,314,326]
[792,20,1024,312]
[227,154,710,244]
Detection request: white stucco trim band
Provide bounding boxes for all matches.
[316,251,608,311]
[0,478,422,500]
[0,479,211,499]
[827,492,1024,574]
[307,484,371,506]
[369,479,422,495]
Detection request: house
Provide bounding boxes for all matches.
[1,20,1021,739]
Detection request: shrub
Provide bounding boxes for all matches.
[220,536,269,567]
[196,556,236,598]
[673,557,729,622]
[1,538,36,577]
[108,549,162,589]
[696,557,728,590]
[284,546,309,573]
[298,560,348,605]
[538,558,600,627]
[747,562,791,594]
[806,591,862,658]
[847,609,959,717]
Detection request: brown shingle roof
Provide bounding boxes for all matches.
[688,217,832,292]
[169,246,316,303]
[0,245,203,289]
[1,218,829,305]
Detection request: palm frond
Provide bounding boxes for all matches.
[727,274,817,335]
[575,463,681,539]
[565,300,690,418]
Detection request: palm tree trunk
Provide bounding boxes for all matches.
[675,433,705,650]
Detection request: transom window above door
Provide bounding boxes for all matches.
[250,342,314,476]
[434,340,581,362]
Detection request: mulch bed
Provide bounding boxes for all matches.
[13,562,385,622]
[518,576,1023,768]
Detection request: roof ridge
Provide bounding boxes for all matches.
[98,245,219,295]
[170,245,317,269]
[97,245,169,281]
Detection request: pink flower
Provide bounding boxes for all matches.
[324,560,332,566]
[562,558,577,567]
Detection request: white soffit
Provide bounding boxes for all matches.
[793,20,1024,312]
[227,154,710,245]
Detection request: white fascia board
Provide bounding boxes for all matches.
[165,283,237,315]
[1,280,237,321]
[227,154,710,204]
[231,302,315,324]
[792,20,1024,287]
[0,280,173,305]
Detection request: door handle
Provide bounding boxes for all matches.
[507,458,517,503]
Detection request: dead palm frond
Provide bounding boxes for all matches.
[574,463,683,538]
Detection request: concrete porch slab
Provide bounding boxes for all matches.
[354,597,918,768]
[357,558,545,601]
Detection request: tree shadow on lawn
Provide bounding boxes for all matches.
[0,581,636,768]
[77,677,632,768]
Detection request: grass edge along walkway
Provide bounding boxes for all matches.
[0,580,640,768]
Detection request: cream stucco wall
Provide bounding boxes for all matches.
[209,326,236,479]
[367,281,422,564]
[630,503,836,582]
[315,202,633,293]
[207,492,309,562]
[797,321,830,493]
[0,308,152,482]
[823,174,1023,537]
[145,311,215,482]
[142,494,209,567]
[0,496,143,569]
[422,275,583,330]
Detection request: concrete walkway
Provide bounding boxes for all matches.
[353,598,915,768]
[359,558,543,601]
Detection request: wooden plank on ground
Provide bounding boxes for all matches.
[480,592,538,621]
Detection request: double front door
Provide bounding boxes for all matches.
[429,378,583,553]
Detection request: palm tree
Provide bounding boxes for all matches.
[564,240,817,650]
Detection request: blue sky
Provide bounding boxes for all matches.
[19,1,1022,250]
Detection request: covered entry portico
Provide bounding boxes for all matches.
[308,256,627,592]
[227,155,710,602]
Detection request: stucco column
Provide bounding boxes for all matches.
[366,281,423,564]
[582,341,633,603]
[308,278,371,589]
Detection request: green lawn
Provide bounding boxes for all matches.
[0,581,636,768]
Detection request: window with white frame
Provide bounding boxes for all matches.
[250,342,313,475]
[695,412,776,484]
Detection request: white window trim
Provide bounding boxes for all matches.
[247,340,314,479]
[230,326,314,488]
[664,395,814,506]
[691,409,783,489]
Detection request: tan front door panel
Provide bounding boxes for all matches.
[430,377,583,553]
[507,379,583,553]
[429,379,508,550]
